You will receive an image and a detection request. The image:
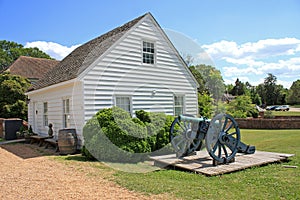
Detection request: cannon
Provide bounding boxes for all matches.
[169,113,255,165]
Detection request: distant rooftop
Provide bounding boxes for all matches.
[6,56,59,80]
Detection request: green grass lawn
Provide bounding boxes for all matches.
[56,129,300,199]
[272,111,300,116]
[113,129,300,199]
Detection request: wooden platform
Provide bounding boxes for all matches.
[150,151,294,176]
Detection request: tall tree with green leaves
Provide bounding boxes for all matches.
[0,40,52,70]
[0,72,30,120]
[189,64,225,116]
[256,83,266,106]
[189,66,205,93]
[229,78,247,96]
[263,73,279,105]
[287,80,300,105]
[192,64,225,101]
[256,74,287,105]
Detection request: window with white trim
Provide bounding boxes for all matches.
[63,99,70,128]
[115,96,131,114]
[43,102,48,126]
[174,95,184,116]
[143,41,155,64]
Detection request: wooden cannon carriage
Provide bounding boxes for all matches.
[170,113,255,165]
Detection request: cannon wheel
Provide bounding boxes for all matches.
[169,115,202,157]
[205,113,240,165]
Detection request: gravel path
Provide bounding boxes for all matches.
[0,143,167,200]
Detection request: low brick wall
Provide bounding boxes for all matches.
[235,117,300,129]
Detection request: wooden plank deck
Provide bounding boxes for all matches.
[150,151,294,176]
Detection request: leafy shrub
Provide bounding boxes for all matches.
[249,108,259,118]
[0,73,30,120]
[198,92,213,118]
[226,95,258,118]
[264,110,275,119]
[81,145,96,161]
[82,107,174,162]
[135,110,151,123]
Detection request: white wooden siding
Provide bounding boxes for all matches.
[82,15,198,122]
[27,81,84,145]
[27,14,198,147]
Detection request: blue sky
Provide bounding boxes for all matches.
[1,0,299,88]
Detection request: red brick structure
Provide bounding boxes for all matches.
[236,116,300,129]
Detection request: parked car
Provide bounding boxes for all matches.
[266,105,278,110]
[275,105,289,111]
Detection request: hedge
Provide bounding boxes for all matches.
[82,107,174,162]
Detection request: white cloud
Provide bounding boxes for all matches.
[223,66,264,77]
[286,57,300,71]
[201,37,300,88]
[201,37,300,59]
[224,57,265,67]
[277,79,293,89]
[201,40,240,59]
[223,57,300,78]
[25,41,81,60]
[260,57,300,75]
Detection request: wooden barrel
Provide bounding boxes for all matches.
[58,129,77,155]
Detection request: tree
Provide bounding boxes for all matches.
[192,64,225,101]
[274,85,287,105]
[262,73,286,105]
[0,40,53,70]
[264,73,277,105]
[287,80,300,105]
[198,92,213,118]
[225,84,234,94]
[253,93,262,106]
[256,83,266,106]
[226,95,258,118]
[230,78,247,96]
[0,72,30,120]
[189,66,205,93]
[256,74,287,106]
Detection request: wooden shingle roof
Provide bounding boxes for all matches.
[32,13,147,91]
[7,56,59,80]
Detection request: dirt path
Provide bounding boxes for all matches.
[0,143,166,200]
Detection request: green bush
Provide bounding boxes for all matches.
[198,92,213,118]
[82,107,174,162]
[0,73,30,120]
[226,95,258,118]
[81,145,96,161]
[264,110,275,119]
[135,110,151,123]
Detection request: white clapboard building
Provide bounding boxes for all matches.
[26,13,198,145]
